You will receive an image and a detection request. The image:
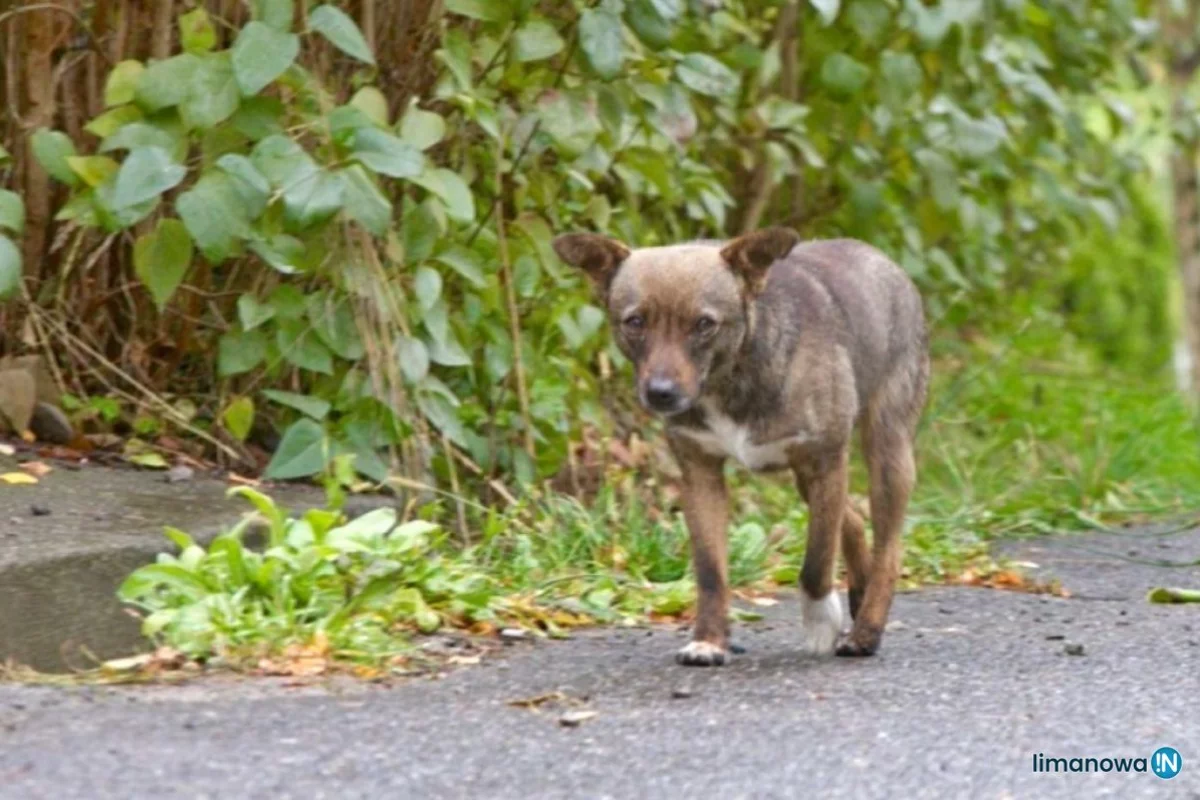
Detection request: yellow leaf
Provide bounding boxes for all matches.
[66,155,119,188]
[0,472,38,485]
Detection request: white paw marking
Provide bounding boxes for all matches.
[801,591,844,656]
[676,640,727,665]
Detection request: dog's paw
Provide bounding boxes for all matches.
[835,625,882,658]
[801,592,844,657]
[676,640,727,667]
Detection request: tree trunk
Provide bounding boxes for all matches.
[1165,0,1200,397]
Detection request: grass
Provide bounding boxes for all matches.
[27,322,1199,681]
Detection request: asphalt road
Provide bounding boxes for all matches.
[2,523,1199,799]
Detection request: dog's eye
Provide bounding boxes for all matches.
[623,314,646,332]
[693,316,718,335]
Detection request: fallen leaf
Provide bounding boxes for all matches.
[0,472,37,485]
[128,452,169,469]
[1148,587,1200,604]
[19,461,51,478]
[751,597,779,607]
[0,443,14,456]
[558,710,598,727]
[447,654,481,666]
[227,472,261,487]
[508,691,568,709]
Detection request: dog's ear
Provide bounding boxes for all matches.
[553,233,631,293]
[720,227,800,294]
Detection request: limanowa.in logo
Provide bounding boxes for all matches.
[1033,747,1182,779]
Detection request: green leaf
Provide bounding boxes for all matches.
[428,333,471,367]
[435,246,487,288]
[410,168,474,222]
[579,7,624,80]
[416,391,467,447]
[444,0,509,22]
[350,87,389,126]
[237,293,275,330]
[179,8,217,53]
[436,29,473,91]
[514,19,565,62]
[66,155,119,188]
[105,61,145,107]
[0,190,26,235]
[216,154,271,219]
[222,396,255,441]
[820,53,870,97]
[809,0,840,25]
[113,147,186,209]
[100,121,185,159]
[283,169,343,230]
[352,128,425,178]
[254,0,294,30]
[262,389,331,420]
[396,335,429,383]
[0,235,21,299]
[231,97,285,140]
[847,0,891,42]
[879,51,922,108]
[135,54,201,112]
[219,329,268,376]
[399,106,446,151]
[402,202,440,263]
[231,22,300,96]
[133,218,193,309]
[649,0,683,20]
[181,53,240,129]
[308,5,376,65]
[250,235,307,274]
[85,105,144,138]
[265,418,330,479]
[414,266,442,310]
[276,319,334,374]
[626,0,673,49]
[675,53,740,97]
[176,173,250,263]
[130,452,169,470]
[308,295,365,360]
[339,165,392,236]
[914,148,959,210]
[30,129,79,185]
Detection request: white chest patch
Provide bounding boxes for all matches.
[679,406,813,471]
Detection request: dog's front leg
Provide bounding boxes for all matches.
[670,437,730,666]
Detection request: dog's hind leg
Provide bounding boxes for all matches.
[794,451,849,656]
[836,401,915,657]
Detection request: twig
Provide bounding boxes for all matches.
[494,130,537,464]
[0,3,113,66]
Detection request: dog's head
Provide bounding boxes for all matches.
[553,227,800,416]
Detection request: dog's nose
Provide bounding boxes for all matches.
[645,378,681,411]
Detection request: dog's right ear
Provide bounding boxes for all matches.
[553,234,631,293]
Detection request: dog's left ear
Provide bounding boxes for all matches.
[720,227,800,294]
[553,233,632,294]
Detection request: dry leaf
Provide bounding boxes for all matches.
[0,472,37,485]
[558,710,598,727]
[19,461,51,478]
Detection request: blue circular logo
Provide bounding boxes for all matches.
[1152,747,1182,780]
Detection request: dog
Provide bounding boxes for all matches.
[553,228,929,665]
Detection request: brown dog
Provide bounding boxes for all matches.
[553,228,929,665]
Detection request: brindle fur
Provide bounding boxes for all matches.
[553,228,929,665]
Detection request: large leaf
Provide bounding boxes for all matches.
[396,335,430,383]
[265,418,330,480]
[410,168,474,222]
[444,0,509,22]
[112,147,186,209]
[414,266,442,310]
[181,53,240,129]
[675,54,740,97]
[399,106,445,151]
[179,8,217,53]
[352,128,425,178]
[0,191,23,235]
[262,389,330,420]
[105,61,145,107]
[237,293,275,330]
[435,246,487,289]
[339,165,392,235]
[216,154,271,219]
[254,0,294,30]
[218,329,267,376]
[133,218,193,309]
[820,52,870,97]
[30,129,79,185]
[66,155,119,188]
[135,54,201,111]
[231,22,300,96]
[309,5,376,65]
[809,0,841,25]
[579,7,624,79]
[276,319,334,374]
[175,172,251,263]
[0,235,21,299]
[514,19,565,62]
